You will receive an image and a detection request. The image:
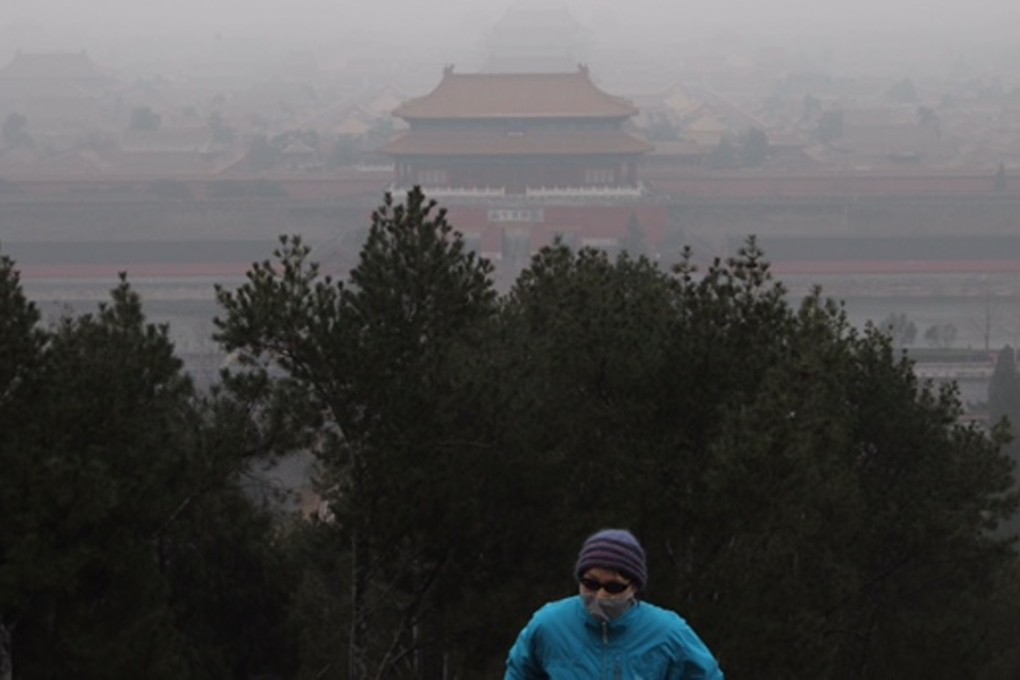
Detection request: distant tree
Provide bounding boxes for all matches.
[362,118,394,151]
[622,213,648,257]
[739,127,769,166]
[800,94,822,124]
[207,112,235,145]
[916,105,941,140]
[247,130,322,171]
[647,112,678,141]
[996,163,1008,193]
[129,106,162,131]
[247,134,281,171]
[710,134,738,168]
[762,92,784,117]
[328,134,361,167]
[887,78,919,103]
[878,311,917,347]
[1,113,31,149]
[916,105,937,126]
[924,322,958,348]
[816,109,843,142]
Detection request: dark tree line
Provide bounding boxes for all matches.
[2,187,1020,678]
[0,264,295,678]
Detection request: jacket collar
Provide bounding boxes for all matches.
[574,594,641,631]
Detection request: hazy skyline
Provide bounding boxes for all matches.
[7,0,1018,35]
[3,0,1020,80]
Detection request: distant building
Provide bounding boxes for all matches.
[0,51,116,134]
[378,64,665,275]
[0,50,114,91]
[483,0,587,73]
[382,64,651,195]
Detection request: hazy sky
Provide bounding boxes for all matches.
[4,0,1020,76]
[8,0,1017,34]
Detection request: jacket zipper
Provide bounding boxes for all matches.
[602,621,609,680]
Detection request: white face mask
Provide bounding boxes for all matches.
[582,592,636,622]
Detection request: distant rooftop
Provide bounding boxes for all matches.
[484,0,587,73]
[392,66,638,120]
[383,129,651,157]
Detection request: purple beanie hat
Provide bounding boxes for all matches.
[575,529,648,589]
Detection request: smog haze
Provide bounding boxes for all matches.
[5,0,1020,81]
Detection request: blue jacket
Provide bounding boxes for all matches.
[505,595,723,680]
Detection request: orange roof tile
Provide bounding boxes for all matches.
[392,67,639,120]
[382,129,651,157]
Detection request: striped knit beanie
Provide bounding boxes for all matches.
[575,529,648,590]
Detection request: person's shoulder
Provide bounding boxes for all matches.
[517,596,584,646]
[634,600,694,631]
[635,599,682,619]
[636,600,719,665]
[636,607,726,676]
[530,595,582,622]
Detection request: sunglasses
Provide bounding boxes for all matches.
[579,577,631,594]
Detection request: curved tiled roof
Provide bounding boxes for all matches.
[382,129,652,157]
[392,67,639,120]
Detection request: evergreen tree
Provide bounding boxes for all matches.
[493,239,1020,678]
[989,345,1020,426]
[212,191,1020,678]
[878,311,917,347]
[0,260,295,678]
[988,345,1020,541]
[0,276,197,677]
[214,187,498,678]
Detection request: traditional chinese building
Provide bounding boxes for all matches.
[382,65,651,195]
[0,51,116,133]
[483,0,587,73]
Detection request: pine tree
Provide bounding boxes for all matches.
[214,187,497,678]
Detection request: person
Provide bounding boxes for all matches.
[505,528,724,679]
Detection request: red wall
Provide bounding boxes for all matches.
[645,172,1016,199]
[444,204,669,255]
[7,171,1017,203]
